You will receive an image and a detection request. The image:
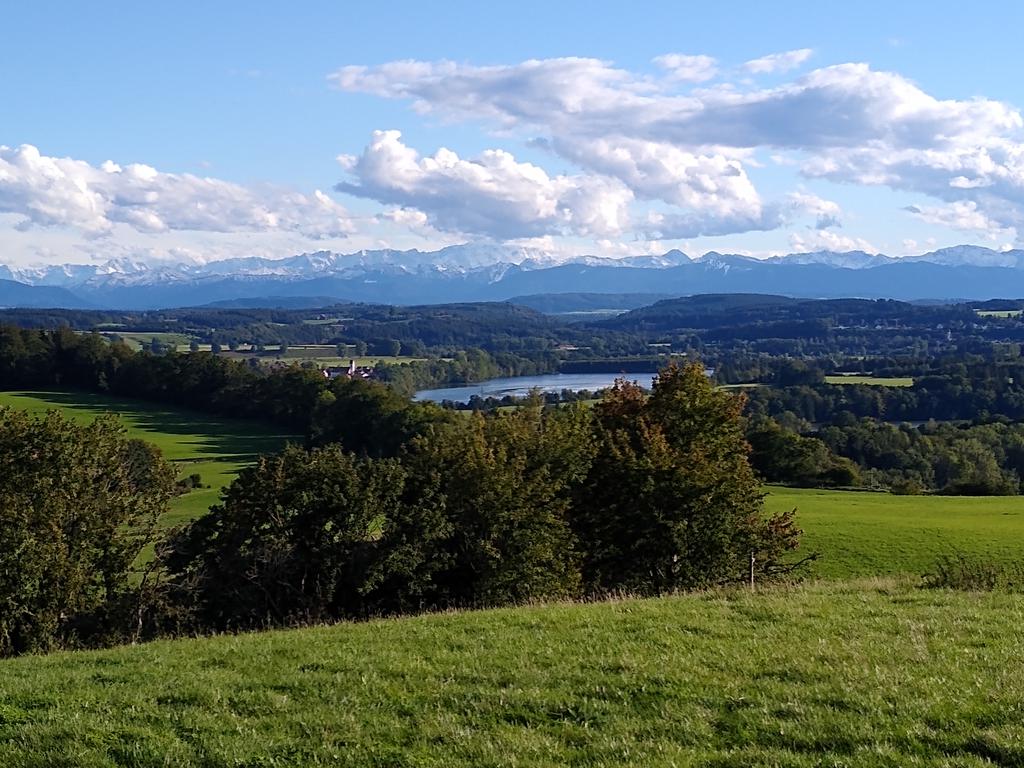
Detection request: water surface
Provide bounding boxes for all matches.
[413,372,660,404]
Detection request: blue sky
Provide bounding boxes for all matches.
[3,0,1024,265]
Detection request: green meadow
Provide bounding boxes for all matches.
[823,375,915,386]
[1,581,1022,766]
[98,331,194,351]
[975,309,1023,318]
[767,485,1024,579]
[0,391,294,527]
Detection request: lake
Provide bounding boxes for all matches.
[413,372,660,404]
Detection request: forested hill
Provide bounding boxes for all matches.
[509,292,673,314]
[597,294,980,333]
[0,302,599,352]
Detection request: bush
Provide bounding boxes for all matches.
[923,553,1024,592]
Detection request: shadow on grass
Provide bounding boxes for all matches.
[8,390,297,462]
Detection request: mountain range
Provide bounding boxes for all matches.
[4,244,1024,309]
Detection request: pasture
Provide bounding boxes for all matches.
[99,331,194,351]
[0,391,294,526]
[976,309,1023,318]
[823,375,915,386]
[1,581,1022,766]
[768,485,1024,579]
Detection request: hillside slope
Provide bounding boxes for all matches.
[2,582,1023,766]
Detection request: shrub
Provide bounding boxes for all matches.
[923,553,1024,592]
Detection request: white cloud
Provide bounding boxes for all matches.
[329,57,664,135]
[642,206,784,239]
[332,58,1019,152]
[905,200,1015,241]
[0,144,354,239]
[789,229,877,253]
[652,53,717,82]
[786,192,842,229]
[743,49,814,74]
[331,55,1024,245]
[547,137,763,216]
[638,190,842,240]
[336,130,633,239]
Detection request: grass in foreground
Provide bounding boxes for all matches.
[767,485,1024,579]
[0,391,294,526]
[1,581,1023,766]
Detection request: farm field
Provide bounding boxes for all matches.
[1,581,1022,766]
[0,391,294,526]
[99,331,194,351]
[976,309,1023,318]
[268,355,424,368]
[824,375,915,386]
[768,485,1024,579]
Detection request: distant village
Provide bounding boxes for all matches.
[322,359,376,381]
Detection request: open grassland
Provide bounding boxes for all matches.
[0,391,294,526]
[824,375,915,386]
[99,332,194,351]
[768,485,1024,579]
[976,309,1023,318]
[1,581,1023,766]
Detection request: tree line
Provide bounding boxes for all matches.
[0,363,801,657]
[0,325,560,433]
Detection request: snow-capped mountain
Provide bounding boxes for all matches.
[4,243,1024,309]
[766,250,894,269]
[905,245,1024,268]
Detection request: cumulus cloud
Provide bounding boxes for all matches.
[652,53,717,82]
[332,58,1020,151]
[742,49,814,74]
[332,55,1024,244]
[336,130,632,239]
[639,191,841,240]
[329,57,664,136]
[789,229,878,254]
[546,137,762,216]
[0,144,353,238]
[786,192,842,229]
[905,200,1015,240]
[642,206,784,240]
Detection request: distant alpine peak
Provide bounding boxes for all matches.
[4,243,1024,290]
[907,244,1024,268]
[766,250,892,269]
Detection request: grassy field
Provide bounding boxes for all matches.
[1,581,1023,766]
[824,375,915,386]
[976,309,1023,318]
[0,391,294,526]
[99,332,194,351]
[767,486,1024,579]
[4,400,1024,764]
